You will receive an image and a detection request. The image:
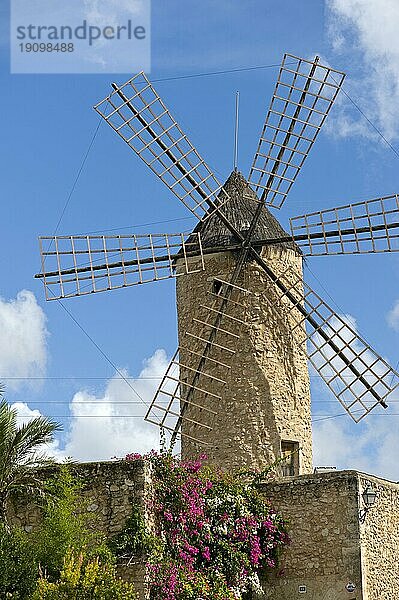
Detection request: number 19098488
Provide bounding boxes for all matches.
[19,43,74,52]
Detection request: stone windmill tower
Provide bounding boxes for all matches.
[37,54,399,476]
[175,171,312,474]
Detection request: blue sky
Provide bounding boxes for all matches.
[1,0,399,478]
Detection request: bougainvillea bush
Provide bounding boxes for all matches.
[120,451,289,600]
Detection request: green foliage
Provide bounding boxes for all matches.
[0,523,39,600]
[0,465,131,599]
[32,549,137,600]
[31,470,137,598]
[33,466,111,581]
[110,505,155,557]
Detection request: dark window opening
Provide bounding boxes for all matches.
[281,440,299,477]
[212,279,223,295]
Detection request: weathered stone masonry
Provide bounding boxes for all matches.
[261,470,399,600]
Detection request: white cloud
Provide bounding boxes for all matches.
[81,0,148,67]
[83,0,144,26]
[0,290,48,390]
[7,334,399,480]
[4,346,171,463]
[63,349,169,461]
[387,300,399,331]
[313,407,399,481]
[326,0,399,141]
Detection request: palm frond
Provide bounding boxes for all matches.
[0,400,62,526]
[0,400,17,454]
[12,417,62,461]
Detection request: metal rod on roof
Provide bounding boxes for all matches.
[233,91,240,171]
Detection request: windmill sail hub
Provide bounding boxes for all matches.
[188,170,299,253]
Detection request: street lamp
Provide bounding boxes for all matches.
[359,481,377,523]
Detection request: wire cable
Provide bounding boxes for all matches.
[13,412,399,419]
[45,119,102,250]
[312,411,355,423]
[53,295,149,408]
[148,62,286,83]
[0,374,394,381]
[340,86,399,161]
[77,216,194,236]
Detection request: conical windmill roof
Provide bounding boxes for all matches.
[189,170,298,252]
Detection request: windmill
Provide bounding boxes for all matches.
[36,54,399,475]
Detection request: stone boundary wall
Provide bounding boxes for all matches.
[8,462,399,600]
[260,470,399,600]
[260,470,362,600]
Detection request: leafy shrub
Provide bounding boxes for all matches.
[32,549,137,600]
[0,523,39,599]
[110,505,152,557]
[33,466,111,581]
[0,466,122,599]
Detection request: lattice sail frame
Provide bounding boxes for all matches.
[290,194,399,255]
[38,232,204,300]
[265,265,399,422]
[145,279,252,444]
[143,347,222,446]
[94,72,230,221]
[248,53,345,208]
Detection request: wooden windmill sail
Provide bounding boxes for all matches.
[36,54,399,473]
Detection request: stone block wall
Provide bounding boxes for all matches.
[261,470,362,599]
[260,470,399,600]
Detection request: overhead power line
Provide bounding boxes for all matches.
[339,86,399,161]
[0,375,396,382]
[7,399,399,404]
[45,118,102,251]
[12,413,398,419]
[149,62,287,83]
[77,216,194,236]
